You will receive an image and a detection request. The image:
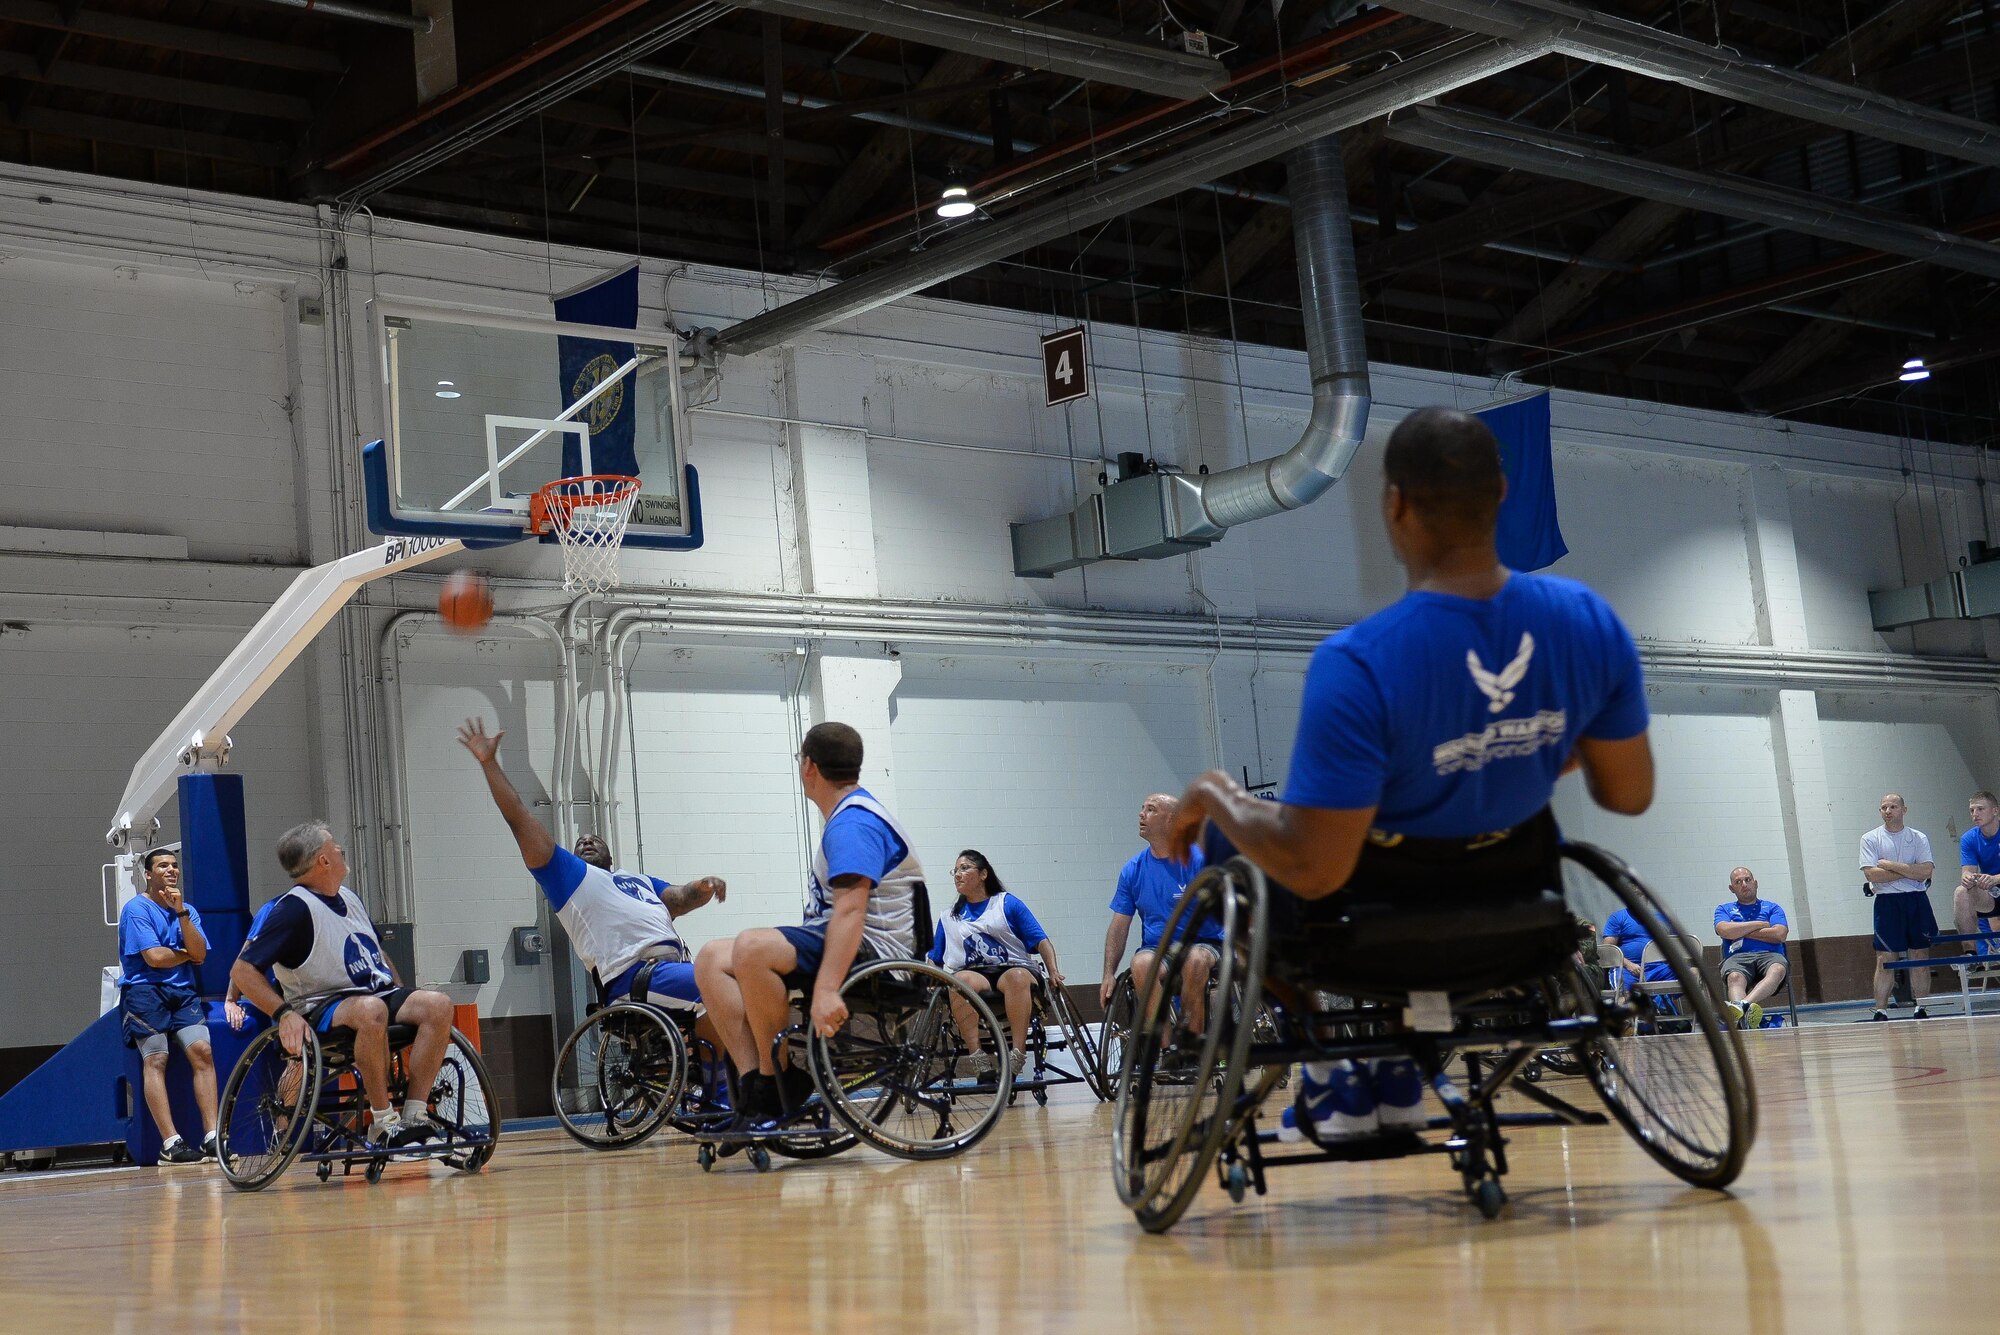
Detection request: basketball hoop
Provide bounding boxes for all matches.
[529,475,641,593]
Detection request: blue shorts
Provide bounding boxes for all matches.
[303,987,418,1034]
[775,924,880,990]
[607,958,700,1005]
[120,983,205,1050]
[1874,892,1937,954]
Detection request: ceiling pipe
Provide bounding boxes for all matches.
[245,0,430,33]
[1384,106,2000,282]
[1389,0,2000,170]
[1011,132,1368,576]
[726,0,1226,100]
[712,33,1552,358]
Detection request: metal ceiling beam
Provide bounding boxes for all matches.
[0,0,345,75]
[1389,0,2000,169]
[0,104,289,167]
[726,0,1226,100]
[234,0,429,33]
[1384,106,2000,281]
[1744,330,2000,415]
[0,50,315,120]
[713,34,1550,358]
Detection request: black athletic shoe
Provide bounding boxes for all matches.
[1912,1006,1931,1020]
[738,1072,784,1125]
[201,1133,218,1160]
[1862,1010,1889,1022]
[777,1063,817,1113]
[158,1139,203,1165]
[389,1113,442,1147]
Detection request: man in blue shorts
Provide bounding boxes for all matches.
[1170,406,1653,1143]
[1955,790,2000,946]
[231,822,458,1148]
[1715,867,1789,1029]
[1102,793,1217,1039]
[117,847,218,1163]
[458,719,726,1009]
[695,722,924,1126]
[1863,793,1934,1021]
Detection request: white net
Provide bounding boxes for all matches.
[537,477,639,593]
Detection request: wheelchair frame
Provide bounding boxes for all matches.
[1113,843,1757,1233]
[962,968,1109,1104]
[216,998,499,1191]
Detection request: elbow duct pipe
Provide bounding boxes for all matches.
[1188,133,1371,535]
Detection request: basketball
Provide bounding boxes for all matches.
[439,571,493,633]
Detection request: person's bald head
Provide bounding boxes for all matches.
[1879,794,1907,830]
[1729,867,1758,901]
[1138,793,1179,844]
[1383,407,1506,541]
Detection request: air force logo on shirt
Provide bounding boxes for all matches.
[1467,633,1534,713]
[1433,632,1565,776]
[343,933,393,989]
[611,872,656,905]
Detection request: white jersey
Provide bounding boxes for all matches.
[806,790,922,960]
[1860,825,1933,895]
[553,858,685,984]
[936,893,1042,975]
[272,886,394,999]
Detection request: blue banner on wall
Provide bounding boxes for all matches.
[553,264,640,479]
[1474,390,1567,572]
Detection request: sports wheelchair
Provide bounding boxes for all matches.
[552,958,722,1151]
[962,967,1110,1104]
[1112,840,1756,1233]
[215,992,499,1191]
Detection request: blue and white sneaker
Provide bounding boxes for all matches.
[1372,1058,1428,1131]
[1275,1060,1378,1143]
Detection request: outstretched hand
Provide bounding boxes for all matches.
[457,718,504,765]
[1167,775,1226,861]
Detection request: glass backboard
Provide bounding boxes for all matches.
[361,300,700,550]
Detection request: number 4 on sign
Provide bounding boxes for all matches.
[1041,325,1090,407]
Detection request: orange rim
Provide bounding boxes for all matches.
[528,474,640,534]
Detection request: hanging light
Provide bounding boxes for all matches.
[435,380,462,399]
[935,184,975,220]
[1899,357,1929,383]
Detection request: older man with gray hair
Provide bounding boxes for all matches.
[1102,793,1217,1038]
[231,822,457,1147]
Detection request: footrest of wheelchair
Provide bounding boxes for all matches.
[690,1114,836,1145]
[299,1135,489,1166]
[1250,1128,1431,1162]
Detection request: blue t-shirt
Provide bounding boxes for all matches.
[1110,847,1214,950]
[1283,573,1648,837]
[806,790,909,924]
[927,894,1049,962]
[118,896,205,990]
[1716,898,1788,957]
[1601,907,1650,967]
[1961,825,2000,876]
[529,847,671,910]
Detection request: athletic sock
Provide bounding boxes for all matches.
[160,1135,183,1151]
[401,1099,428,1122]
[371,1107,399,1137]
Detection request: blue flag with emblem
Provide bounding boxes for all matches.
[1474,390,1567,572]
[553,263,639,479]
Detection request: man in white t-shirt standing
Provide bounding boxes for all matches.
[1861,792,1936,1023]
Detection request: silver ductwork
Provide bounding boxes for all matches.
[1012,134,1371,577]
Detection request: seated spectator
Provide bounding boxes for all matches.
[117,848,217,1163]
[928,849,1065,1082]
[1601,905,1673,992]
[1715,866,1788,1029]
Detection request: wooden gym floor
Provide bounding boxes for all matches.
[0,1020,1989,1333]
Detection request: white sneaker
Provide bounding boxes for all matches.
[1372,1058,1428,1131]
[1275,1060,1378,1143]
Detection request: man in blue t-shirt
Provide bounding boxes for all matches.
[1955,790,2000,944]
[1715,866,1789,1029]
[1168,407,1654,1143]
[117,847,218,1163]
[1600,907,1673,989]
[696,721,924,1127]
[1102,793,1216,1038]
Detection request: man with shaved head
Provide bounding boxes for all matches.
[1103,792,1216,1039]
[1715,867,1789,1029]
[1864,791,1935,1022]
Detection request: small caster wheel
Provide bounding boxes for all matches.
[366,1158,386,1184]
[1033,1088,1048,1107]
[1474,1178,1505,1219]
[316,1162,332,1182]
[748,1146,772,1173]
[1524,1063,1543,1083]
[697,1144,715,1172]
[1225,1163,1250,1204]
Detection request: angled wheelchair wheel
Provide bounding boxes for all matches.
[1113,861,1266,1232]
[1561,842,1756,1189]
[217,1026,321,1192]
[1096,974,1136,1099]
[809,959,1011,1160]
[1043,982,1111,1102]
[553,1003,688,1151]
[429,1029,501,1172]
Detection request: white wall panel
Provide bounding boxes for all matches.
[888,655,1212,985]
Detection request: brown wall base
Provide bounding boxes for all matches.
[476,1014,556,1123]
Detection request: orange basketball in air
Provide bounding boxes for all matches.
[439,571,494,634]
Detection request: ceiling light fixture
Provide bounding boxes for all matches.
[935,184,975,220]
[435,380,462,399]
[1899,357,1929,383]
